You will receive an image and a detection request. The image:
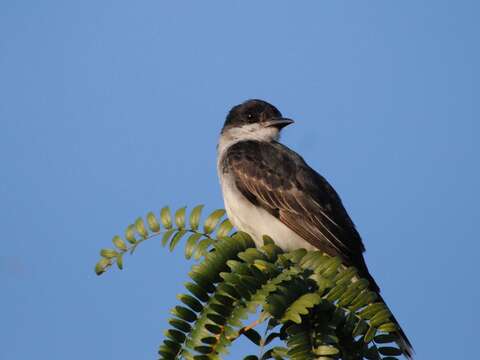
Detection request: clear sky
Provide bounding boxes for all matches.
[1,1,479,359]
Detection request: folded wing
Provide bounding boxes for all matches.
[223,140,376,290]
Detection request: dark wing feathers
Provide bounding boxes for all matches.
[223,140,376,289]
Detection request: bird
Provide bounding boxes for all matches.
[217,99,413,358]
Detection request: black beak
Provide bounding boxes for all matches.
[264,117,295,129]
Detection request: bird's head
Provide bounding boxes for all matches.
[221,99,294,143]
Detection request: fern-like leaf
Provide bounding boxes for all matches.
[96,204,408,360]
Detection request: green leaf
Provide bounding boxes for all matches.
[282,248,307,264]
[171,306,197,323]
[162,229,176,247]
[378,346,403,356]
[364,326,377,343]
[191,355,210,360]
[334,266,357,285]
[94,258,111,275]
[164,329,186,343]
[264,332,281,347]
[189,269,215,293]
[352,320,369,337]
[232,231,255,248]
[378,322,397,333]
[134,217,148,239]
[125,224,136,244]
[194,346,213,354]
[363,345,380,360]
[317,256,342,278]
[324,283,348,302]
[193,239,214,260]
[242,329,262,346]
[189,205,204,230]
[201,336,217,345]
[359,303,387,319]
[116,253,123,270]
[238,248,266,263]
[253,259,277,273]
[209,303,231,317]
[100,248,118,258]
[206,313,226,325]
[264,347,288,360]
[184,233,202,260]
[169,230,187,251]
[338,281,366,307]
[169,318,191,332]
[262,235,275,246]
[177,294,203,312]
[146,211,160,232]
[203,209,226,234]
[184,282,210,302]
[160,207,172,229]
[205,324,222,335]
[158,340,181,358]
[374,334,397,344]
[175,207,187,229]
[216,219,233,238]
[218,284,240,300]
[314,345,340,356]
[370,309,391,327]
[112,236,127,251]
[282,293,321,324]
[349,290,378,311]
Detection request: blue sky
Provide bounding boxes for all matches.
[1,1,479,359]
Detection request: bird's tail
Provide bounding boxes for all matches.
[377,293,414,359]
[359,266,414,359]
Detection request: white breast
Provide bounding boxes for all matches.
[218,169,315,251]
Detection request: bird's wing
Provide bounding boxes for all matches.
[222,140,369,274]
[223,140,414,358]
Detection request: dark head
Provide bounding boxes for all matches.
[223,99,294,132]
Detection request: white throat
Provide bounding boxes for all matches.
[217,123,280,158]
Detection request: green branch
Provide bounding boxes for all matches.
[94,205,407,360]
[95,206,230,275]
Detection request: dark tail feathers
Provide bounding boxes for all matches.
[363,272,414,359]
[376,289,414,359]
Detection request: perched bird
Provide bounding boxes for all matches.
[217,99,413,358]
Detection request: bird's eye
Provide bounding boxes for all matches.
[246,113,253,119]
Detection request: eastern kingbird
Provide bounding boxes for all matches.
[217,99,413,358]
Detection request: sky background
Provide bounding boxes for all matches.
[1,1,479,359]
